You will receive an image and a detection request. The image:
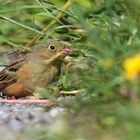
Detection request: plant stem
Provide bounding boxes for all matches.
[0,99,58,106]
[0,15,43,35]
[26,0,76,48]
[60,89,86,94]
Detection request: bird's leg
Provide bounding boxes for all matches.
[11,96,17,100]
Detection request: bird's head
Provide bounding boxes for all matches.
[32,40,71,63]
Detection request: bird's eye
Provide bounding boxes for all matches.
[48,45,56,52]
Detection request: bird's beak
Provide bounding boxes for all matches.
[43,48,71,65]
[61,48,72,55]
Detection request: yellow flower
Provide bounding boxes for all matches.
[123,54,140,80]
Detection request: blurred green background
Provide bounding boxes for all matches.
[0,0,140,139]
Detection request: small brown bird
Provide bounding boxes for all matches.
[0,40,71,98]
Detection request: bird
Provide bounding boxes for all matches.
[0,40,71,98]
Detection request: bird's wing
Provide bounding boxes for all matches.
[0,57,26,91]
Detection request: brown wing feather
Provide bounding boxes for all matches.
[0,57,26,91]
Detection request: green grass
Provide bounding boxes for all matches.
[0,0,140,139]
